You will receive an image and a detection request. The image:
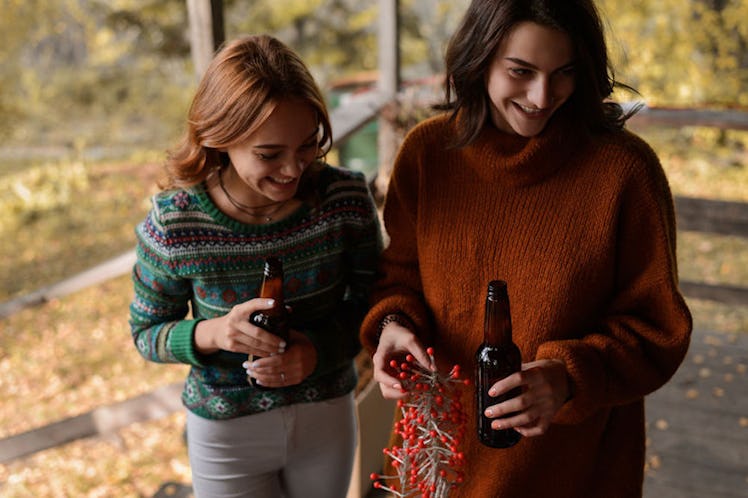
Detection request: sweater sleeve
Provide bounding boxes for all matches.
[360,128,435,352]
[537,139,692,424]
[129,206,205,368]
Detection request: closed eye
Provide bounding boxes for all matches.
[509,67,533,77]
[256,152,281,160]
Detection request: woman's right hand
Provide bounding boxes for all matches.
[193,298,287,357]
[372,319,433,399]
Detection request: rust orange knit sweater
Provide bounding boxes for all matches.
[361,112,692,498]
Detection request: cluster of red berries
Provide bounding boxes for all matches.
[370,347,468,498]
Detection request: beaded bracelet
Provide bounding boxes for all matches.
[378,313,413,334]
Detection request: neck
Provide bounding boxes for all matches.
[218,168,290,223]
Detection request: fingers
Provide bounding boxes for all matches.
[372,357,408,399]
[244,334,316,387]
[482,361,569,437]
[249,327,287,355]
[218,299,288,355]
[244,356,296,387]
[371,322,434,399]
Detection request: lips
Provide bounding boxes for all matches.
[269,176,295,185]
[515,102,548,116]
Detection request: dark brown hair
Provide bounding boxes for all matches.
[438,0,637,147]
[162,34,332,192]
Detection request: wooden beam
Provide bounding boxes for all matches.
[0,383,183,464]
[377,0,400,97]
[375,0,401,198]
[186,0,225,79]
[628,106,748,131]
[674,196,748,237]
[0,251,136,319]
[330,91,390,144]
[679,281,748,306]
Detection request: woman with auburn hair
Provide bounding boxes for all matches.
[361,0,691,496]
[129,34,381,497]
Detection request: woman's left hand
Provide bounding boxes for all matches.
[483,358,571,437]
[243,330,318,387]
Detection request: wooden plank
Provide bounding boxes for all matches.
[0,250,136,319]
[0,383,183,464]
[675,196,748,237]
[679,281,748,307]
[628,106,748,131]
[331,91,390,143]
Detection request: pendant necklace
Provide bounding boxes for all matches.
[218,168,290,223]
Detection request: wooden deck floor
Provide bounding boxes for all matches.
[643,328,748,498]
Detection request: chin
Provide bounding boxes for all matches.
[512,124,549,138]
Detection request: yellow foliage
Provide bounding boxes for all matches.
[0,162,90,232]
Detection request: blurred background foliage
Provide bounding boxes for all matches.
[0,0,472,152]
[0,0,746,153]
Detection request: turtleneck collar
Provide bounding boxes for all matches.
[461,108,586,187]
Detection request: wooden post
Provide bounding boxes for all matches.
[186,0,225,80]
[374,0,401,202]
[377,0,400,98]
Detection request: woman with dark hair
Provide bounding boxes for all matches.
[361,0,691,496]
[129,34,381,497]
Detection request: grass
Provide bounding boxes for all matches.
[0,124,746,496]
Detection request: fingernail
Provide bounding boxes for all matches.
[485,409,493,417]
[266,299,275,306]
[488,389,497,397]
[242,361,249,369]
[279,340,286,349]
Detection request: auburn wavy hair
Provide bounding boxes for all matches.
[161,34,332,193]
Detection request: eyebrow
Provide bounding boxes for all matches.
[252,128,319,150]
[504,57,576,73]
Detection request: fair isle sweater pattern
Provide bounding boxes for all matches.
[130,165,382,420]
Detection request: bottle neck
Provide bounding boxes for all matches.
[483,293,512,346]
[258,258,284,308]
[259,276,284,305]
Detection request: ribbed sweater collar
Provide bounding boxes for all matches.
[461,110,584,187]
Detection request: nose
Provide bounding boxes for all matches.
[281,155,307,177]
[528,77,553,109]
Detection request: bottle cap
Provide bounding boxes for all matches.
[487,280,508,298]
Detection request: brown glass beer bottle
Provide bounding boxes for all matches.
[249,257,290,388]
[475,280,522,448]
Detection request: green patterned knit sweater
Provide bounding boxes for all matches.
[129,165,382,419]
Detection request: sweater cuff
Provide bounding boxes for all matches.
[535,339,606,425]
[360,295,431,353]
[169,319,206,367]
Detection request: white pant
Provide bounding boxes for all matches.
[186,393,356,498]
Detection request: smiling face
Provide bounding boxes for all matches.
[223,98,319,206]
[485,21,576,137]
